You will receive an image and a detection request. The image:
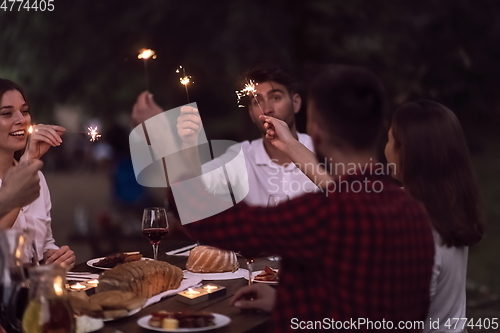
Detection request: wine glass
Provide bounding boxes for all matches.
[267,195,289,261]
[268,194,289,207]
[239,251,261,286]
[141,207,169,260]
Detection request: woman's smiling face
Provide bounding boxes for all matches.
[0,89,31,154]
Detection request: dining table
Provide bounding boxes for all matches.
[70,240,275,333]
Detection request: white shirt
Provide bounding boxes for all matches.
[201,133,319,206]
[2,171,58,263]
[424,230,468,333]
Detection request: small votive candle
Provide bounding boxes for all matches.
[177,284,226,305]
[86,279,99,287]
[202,285,219,292]
[70,282,89,291]
[184,288,202,298]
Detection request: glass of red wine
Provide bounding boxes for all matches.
[141,207,169,260]
[239,251,262,286]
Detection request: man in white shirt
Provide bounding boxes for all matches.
[132,64,318,206]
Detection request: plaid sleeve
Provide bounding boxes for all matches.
[180,177,332,261]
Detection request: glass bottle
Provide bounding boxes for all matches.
[0,229,30,333]
[21,265,75,333]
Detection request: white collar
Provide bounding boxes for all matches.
[253,133,313,167]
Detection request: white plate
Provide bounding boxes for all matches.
[243,270,279,285]
[86,257,152,270]
[137,313,231,332]
[76,315,104,333]
[183,268,247,280]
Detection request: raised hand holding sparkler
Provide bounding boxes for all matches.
[138,48,157,91]
[176,66,193,103]
[236,79,264,114]
[21,124,65,162]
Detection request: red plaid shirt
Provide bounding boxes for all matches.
[182,174,434,332]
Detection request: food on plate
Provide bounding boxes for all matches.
[68,292,103,318]
[87,290,147,320]
[254,266,279,282]
[96,260,183,298]
[149,310,215,329]
[93,252,143,268]
[162,318,179,329]
[186,245,239,273]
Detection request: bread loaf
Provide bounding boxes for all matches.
[96,260,183,298]
[186,246,239,273]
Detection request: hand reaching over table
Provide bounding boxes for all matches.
[43,245,76,269]
[231,283,276,313]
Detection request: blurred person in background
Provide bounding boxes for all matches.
[0,78,75,268]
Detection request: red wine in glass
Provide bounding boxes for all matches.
[142,228,169,244]
[141,207,169,260]
[239,251,262,286]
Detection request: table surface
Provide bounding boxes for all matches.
[72,240,274,333]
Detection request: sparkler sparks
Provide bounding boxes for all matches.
[235,79,263,113]
[176,66,193,103]
[137,49,157,60]
[87,127,101,142]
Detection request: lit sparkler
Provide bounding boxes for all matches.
[235,79,263,114]
[24,125,33,159]
[87,126,101,142]
[138,48,157,91]
[176,65,193,103]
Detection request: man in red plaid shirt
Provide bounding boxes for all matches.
[178,65,435,332]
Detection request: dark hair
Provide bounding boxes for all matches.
[391,100,483,247]
[0,78,27,103]
[239,64,298,107]
[308,65,386,150]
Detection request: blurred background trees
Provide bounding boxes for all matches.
[2,0,499,137]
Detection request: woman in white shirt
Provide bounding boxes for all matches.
[384,100,483,333]
[0,78,75,268]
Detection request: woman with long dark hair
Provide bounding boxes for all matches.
[0,78,75,268]
[385,100,483,332]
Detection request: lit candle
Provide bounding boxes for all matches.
[70,283,87,290]
[86,279,99,287]
[203,285,218,292]
[185,288,200,296]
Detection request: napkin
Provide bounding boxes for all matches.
[183,268,248,281]
[144,275,202,307]
[67,273,99,280]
